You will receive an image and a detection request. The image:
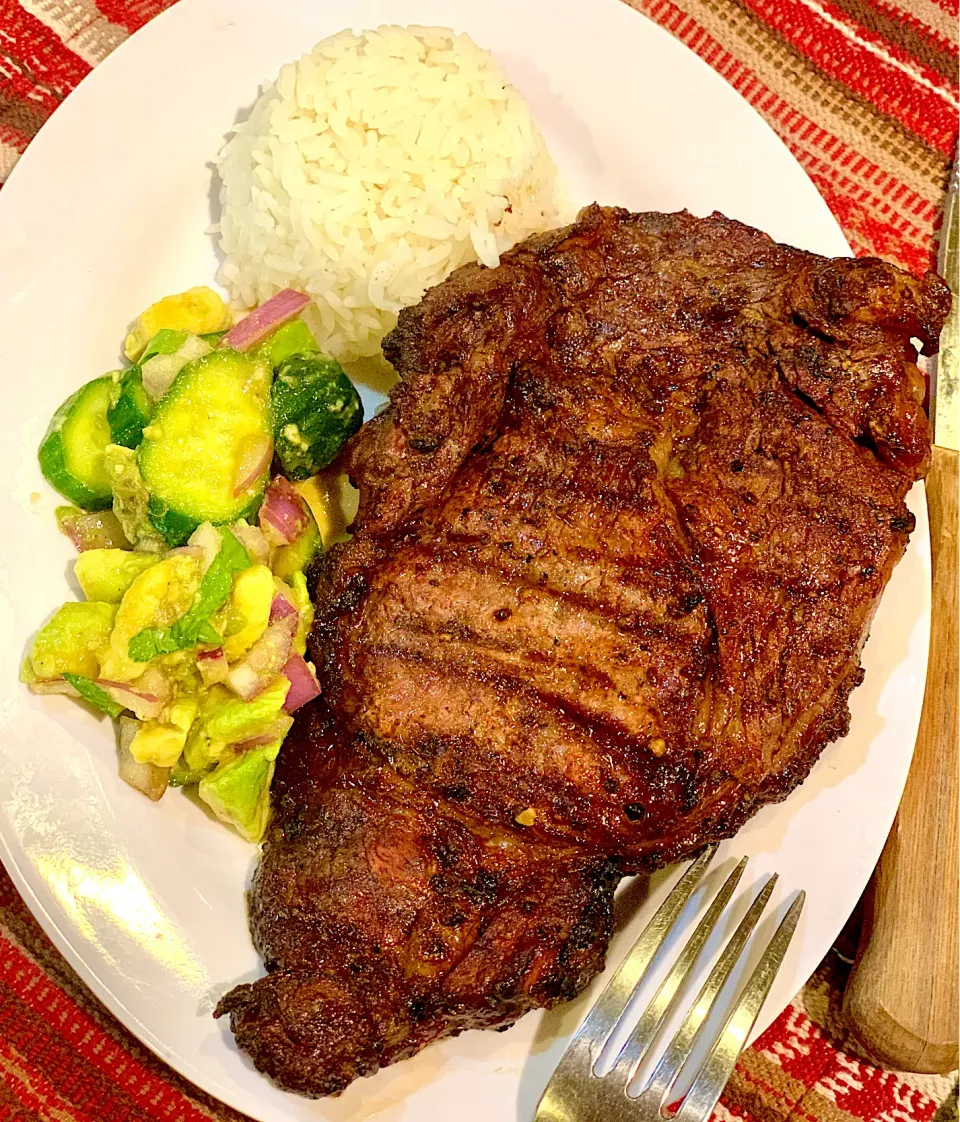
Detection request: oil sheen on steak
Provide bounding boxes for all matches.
[216,206,949,1096]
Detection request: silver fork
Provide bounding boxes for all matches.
[535,847,805,1122]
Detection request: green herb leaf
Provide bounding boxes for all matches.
[127,628,182,663]
[140,329,189,364]
[62,673,125,718]
[192,528,250,621]
[194,619,222,645]
[127,528,249,662]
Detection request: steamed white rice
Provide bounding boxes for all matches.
[216,25,562,363]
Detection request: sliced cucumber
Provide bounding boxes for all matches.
[39,376,116,510]
[108,369,153,449]
[271,354,363,480]
[138,350,272,546]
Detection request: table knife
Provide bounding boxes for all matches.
[843,170,959,1073]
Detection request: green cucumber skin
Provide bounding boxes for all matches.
[145,498,198,547]
[39,431,110,510]
[38,377,115,510]
[146,494,263,547]
[108,369,152,449]
[271,355,363,481]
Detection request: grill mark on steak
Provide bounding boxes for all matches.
[216,206,950,1097]
[357,644,676,763]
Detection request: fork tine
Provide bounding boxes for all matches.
[605,857,749,1092]
[572,844,717,1062]
[534,846,716,1122]
[673,890,806,1122]
[637,872,779,1112]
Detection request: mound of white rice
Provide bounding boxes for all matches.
[216,25,562,362]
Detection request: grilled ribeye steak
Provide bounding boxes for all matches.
[217,206,949,1095]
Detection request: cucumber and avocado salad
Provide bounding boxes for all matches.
[138,350,273,545]
[28,290,362,838]
[271,353,363,480]
[39,375,117,510]
[108,369,153,449]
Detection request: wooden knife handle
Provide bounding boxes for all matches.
[843,444,959,1073]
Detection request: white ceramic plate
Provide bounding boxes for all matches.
[0,1,928,1119]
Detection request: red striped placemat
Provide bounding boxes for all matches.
[626,0,957,274]
[0,2,957,1121]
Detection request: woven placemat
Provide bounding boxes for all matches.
[0,1,957,1119]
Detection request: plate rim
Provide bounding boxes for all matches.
[0,0,925,1117]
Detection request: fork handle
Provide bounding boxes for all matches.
[843,446,959,1074]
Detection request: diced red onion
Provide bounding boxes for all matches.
[31,677,162,722]
[97,680,163,720]
[57,508,131,552]
[281,654,321,713]
[220,290,310,352]
[226,663,263,704]
[233,434,273,497]
[180,333,213,362]
[117,717,169,801]
[30,678,81,697]
[230,521,271,565]
[259,476,310,546]
[166,544,204,559]
[232,732,276,750]
[269,589,298,623]
[197,647,229,687]
[226,617,296,701]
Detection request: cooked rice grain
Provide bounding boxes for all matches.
[216,26,561,361]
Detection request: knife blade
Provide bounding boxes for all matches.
[933,163,958,451]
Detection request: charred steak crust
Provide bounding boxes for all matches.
[216,206,949,1096]
[216,704,618,1097]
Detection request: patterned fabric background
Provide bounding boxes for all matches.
[0,0,957,1120]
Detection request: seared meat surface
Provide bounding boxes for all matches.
[216,206,949,1095]
[221,703,616,1097]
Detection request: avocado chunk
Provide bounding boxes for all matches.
[124,286,231,362]
[74,549,159,603]
[26,601,117,680]
[198,742,280,842]
[256,318,320,370]
[202,676,290,743]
